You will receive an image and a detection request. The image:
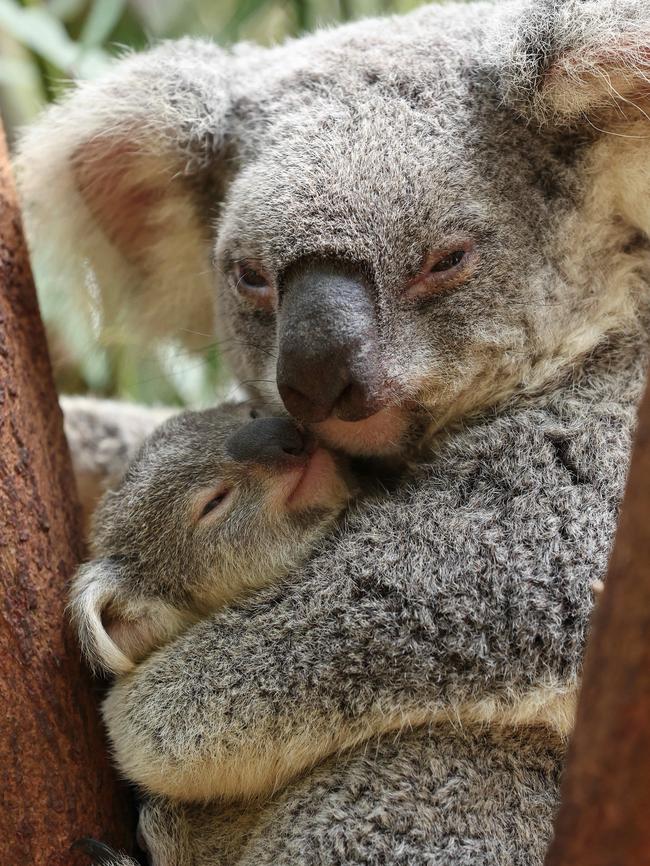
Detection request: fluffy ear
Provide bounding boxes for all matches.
[69,559,192,676]
[501,0,650,126]
[15,39,236,340]
[69,559,135,676]
[499,0,650,236]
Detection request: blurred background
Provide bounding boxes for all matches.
[0,0,425,406]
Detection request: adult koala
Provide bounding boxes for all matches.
[17,0,650,862]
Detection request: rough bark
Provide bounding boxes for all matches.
[545,375,650,866]
[0,125,135,864]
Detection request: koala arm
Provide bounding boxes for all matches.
[71,839,138,866]
[103,348,640,802]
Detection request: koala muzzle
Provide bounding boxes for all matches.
[276,262,386,423]
[225,417,313,468]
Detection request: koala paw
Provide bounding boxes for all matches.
[71,838,139,866]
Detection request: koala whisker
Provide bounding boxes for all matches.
[180,328,220,339]
[131,359,223,388]
[582,114,650,140]
[179,333,277,361]
[236,378,281,390]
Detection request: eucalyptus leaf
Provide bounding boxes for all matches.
[222,0,271,40]
[0,0,79,70]
[47,0,87,23]
[79,0,126,47]
[0,55,39,86]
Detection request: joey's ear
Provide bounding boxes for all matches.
[16,39,238,340]
[501,1,650,126]
[69,559,136,676]
[69,559,191,676]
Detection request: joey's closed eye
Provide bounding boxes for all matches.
[405,240,477,301]
[198,485,233,520]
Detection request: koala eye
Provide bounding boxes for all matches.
[429,250,466,273]
[249,407,260,419]
[198,485,233,521]
[234,261,276,312]
[405,241,477,301]
[238,262,267,288]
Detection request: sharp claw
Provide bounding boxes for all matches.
[71,837,121,864]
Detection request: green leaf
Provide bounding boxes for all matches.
[0,0,78,69]
[0,54,38,86]
[290,0,309,32]
[47,0,87,23]
[338,0,353,20]
[0,0,113,78]
[79,0,126,48]
[222,0,271,41]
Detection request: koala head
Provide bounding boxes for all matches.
[70,402,352,676]
[18,0,650,457]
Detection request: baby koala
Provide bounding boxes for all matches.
[70,401,354,677]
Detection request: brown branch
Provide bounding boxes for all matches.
[545,377,650,865]
[0,124,134,863]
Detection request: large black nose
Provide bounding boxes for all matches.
[225,417,311,468]
[276,262,386,423]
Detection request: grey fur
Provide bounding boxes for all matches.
[74,727,564,866]
[135,725,564,866]
[104,325,644,800]
[76,314,645,865]
[61,396,176,526]
[19,0,650,862]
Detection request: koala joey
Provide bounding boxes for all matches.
[70,401,354,677]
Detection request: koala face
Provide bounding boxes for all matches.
[211,16,632,457]
[215,80,592,455]
[70,402,352,675]
[19,1,650,459]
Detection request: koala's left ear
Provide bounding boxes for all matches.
[16,40,249,341]
[499,0,650,233]
[69,558,192,676]
[501,0,650,127]
[69,559,136,676]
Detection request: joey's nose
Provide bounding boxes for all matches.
[225,417,311,468]
[276,262,386,423]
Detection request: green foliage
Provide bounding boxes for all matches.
[0,0,423,405]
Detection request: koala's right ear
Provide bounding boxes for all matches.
[16,40,239,340]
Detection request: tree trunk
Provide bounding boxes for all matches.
[0,124,134,864]
[545,378,650,865]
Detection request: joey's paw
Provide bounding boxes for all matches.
[72,838,139,865]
